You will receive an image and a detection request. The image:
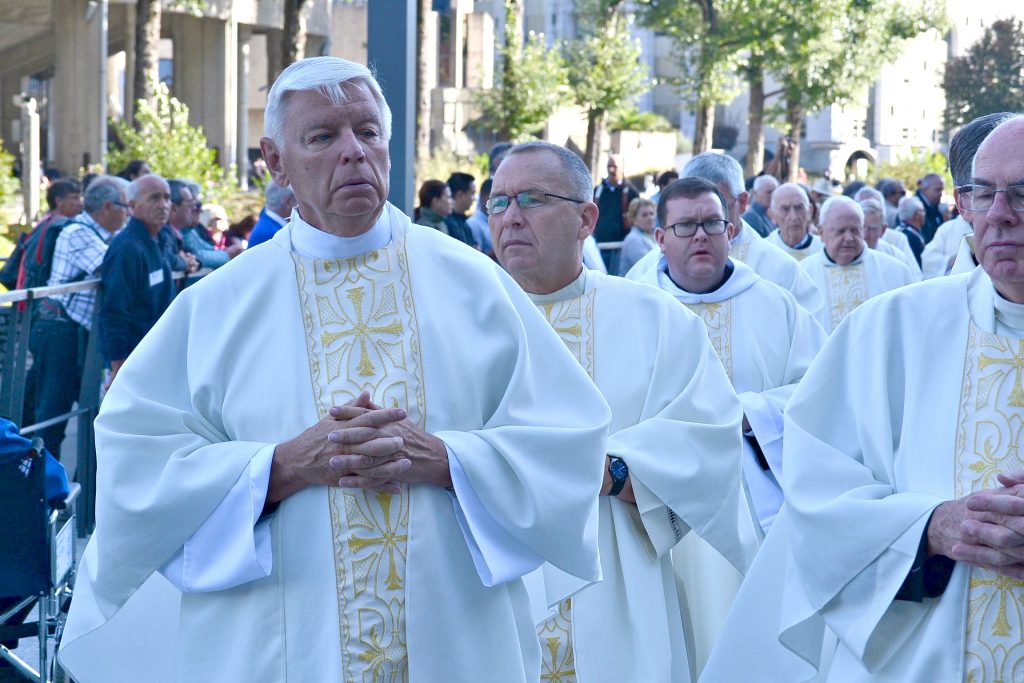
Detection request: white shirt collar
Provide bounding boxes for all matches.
[289,207,392,259]
[525,268,588,305]
[657,258,759,304]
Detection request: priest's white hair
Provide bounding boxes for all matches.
[897,195,925,222]
[858,198,884,219]
[820,195,864,227]
[505,141,593,203]
[264,56,393,144]
[683,152,744,200]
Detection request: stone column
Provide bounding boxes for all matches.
[168,13,238,172]
[52,0,107,173]
[264,28,284,84]
[464,12,494,89]
[0,75,23,159]
[237,25,251,188]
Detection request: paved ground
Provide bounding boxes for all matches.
[3,414,87,682]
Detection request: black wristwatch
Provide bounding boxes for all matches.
[607,456,628,497]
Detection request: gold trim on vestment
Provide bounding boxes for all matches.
[293,240,425,682]
[729,241,751,264]
[824,263,867,330]
[955,322,1024,682]
[536,290,596,679]
[683,300,734,381]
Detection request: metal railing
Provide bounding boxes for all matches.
[0,270,209,536]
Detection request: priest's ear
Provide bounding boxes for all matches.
[259,136,289,188]
[727,221,738,241]
[577,201,599,241]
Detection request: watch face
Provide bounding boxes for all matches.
[610,458,628,482]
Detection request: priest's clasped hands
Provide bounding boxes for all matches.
[928,471,1024,579]
[266,391,452,505]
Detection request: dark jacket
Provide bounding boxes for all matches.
[99,218,176,363]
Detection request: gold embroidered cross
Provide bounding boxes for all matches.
[348,492,409,591]
[542,302,582,339]
[979,340,1024,407]
[969,573,1024,637]
[322,286,403,376]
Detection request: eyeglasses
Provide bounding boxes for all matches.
[485,190,585,215]
[958,184,1024,212]
[112,201,130,209]
[665,219,729,238]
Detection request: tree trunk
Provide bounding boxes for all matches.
[416,0,431,167]
[132,0,161,126]
[785,97,803,183]
[497,0,523,141]
[282,0,313,73]
[584,108,605,180]
[693,100,714,154]
[745,69,765,177]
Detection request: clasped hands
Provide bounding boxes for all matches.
[267,391,451,505]
[928,471,1024,579]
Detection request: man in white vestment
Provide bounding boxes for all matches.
[704,114,1024,683]
[59,57,613,682]
[923,112,1017,279]
[489,141,748,682]
[765,183,824,261]
[636,176,824,673]
[854,187,922,280]
[626,153,823,317]
[800,196,916,333]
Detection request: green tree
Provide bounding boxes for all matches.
[109,82,238,203]
[0,141,17,212]
[563,1,651,176]
[769,0,945,180]
[474,0,567,141]
[637,0,747,154]
[943,18,1024,132]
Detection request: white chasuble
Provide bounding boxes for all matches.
[765,230,824,262]
[626,221,823,316]
[643,260,824,673]
[800,248,916,333]
[701,268,1024,682]
[524,270,745,683]
[955,324,1024,682]
[59,205,613,683]
[292,246,423,679]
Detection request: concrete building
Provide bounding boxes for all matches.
[0,0,345,180]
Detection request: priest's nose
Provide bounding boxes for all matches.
[338,130,367,164]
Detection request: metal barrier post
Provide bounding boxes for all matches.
[75,293,104,535]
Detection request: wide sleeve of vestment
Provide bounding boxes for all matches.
[601,282,747,569]
[780,279,969,673]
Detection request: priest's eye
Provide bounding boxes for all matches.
[360,128,381,140]
[309,133,334,144]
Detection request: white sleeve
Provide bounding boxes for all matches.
[159,444,275,592]
[739,391,786,533]
[446,446,544,587]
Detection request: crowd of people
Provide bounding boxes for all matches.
[8,166,297,458]
[4,52,1021,683]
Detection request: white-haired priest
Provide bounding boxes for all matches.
[704,114,1024,683]
[59,56,612,682]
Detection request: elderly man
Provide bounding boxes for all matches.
[742,174,779,237]
[637,176,824,671]
[923,112,1016,279]
[491,142,746,682]
[247,178,297,247]
[876,177,907,228]
[96,173,179,387]
[896,195,927,268]
[60,57,611,682]
[800,196,916,334]
[25,176,129,456]
[854,187,921,278]
[766,183,824,261]
[706,113,1024,683]
[916,172,946,242]
[627,153,823,317]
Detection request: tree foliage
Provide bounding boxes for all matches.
[564,1,650,174]
[474,0,567,141]
[872,150,951,191]
[943,18,1024,132]
[0,141,18,212]
[108,82,238,203]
